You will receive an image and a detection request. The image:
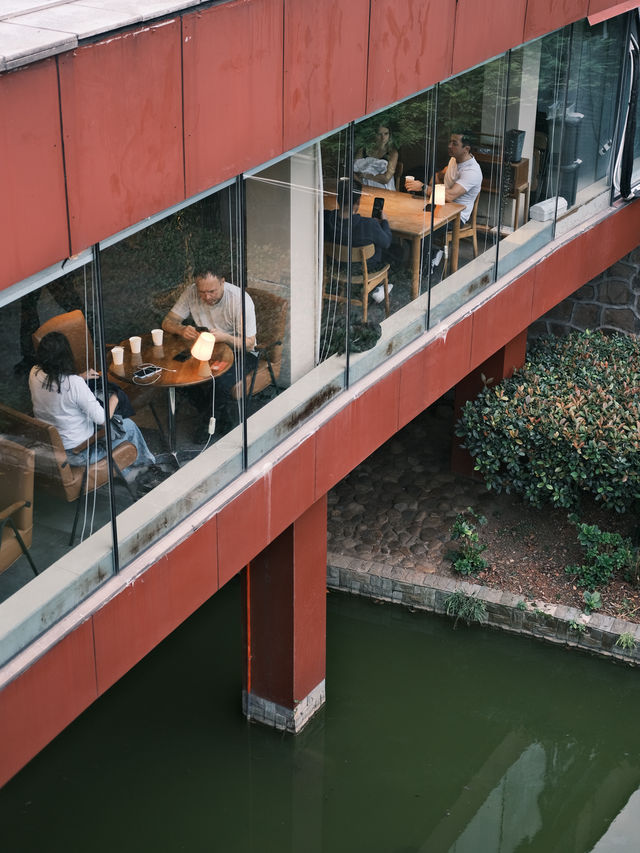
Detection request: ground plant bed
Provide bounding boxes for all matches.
[454,491,640,620]
[327,403,640,623]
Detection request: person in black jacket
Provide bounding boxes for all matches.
[324,179,392,272]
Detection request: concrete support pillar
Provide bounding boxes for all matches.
[242,494,327,733]
[452,330,528,477]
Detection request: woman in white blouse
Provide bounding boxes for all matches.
[29,331,155,478]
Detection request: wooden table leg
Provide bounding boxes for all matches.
[411,236,421,300]
[450,215,460,273]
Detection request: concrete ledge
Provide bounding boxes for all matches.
[242,679,326,733]
[327,553,640,666]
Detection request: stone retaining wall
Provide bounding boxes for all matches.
[327,553,640,665]
[530,246,640,338]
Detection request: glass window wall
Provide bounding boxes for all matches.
[0,258,118,607]
[99,185,245,565]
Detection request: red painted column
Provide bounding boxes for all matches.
[242,494,327,732]
[452,330,528,477]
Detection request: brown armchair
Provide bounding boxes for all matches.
[0,437,38,577]
[0,403,137,546]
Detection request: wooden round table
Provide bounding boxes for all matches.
[109,332,234,464]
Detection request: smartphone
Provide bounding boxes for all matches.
[173,350,192,362]
[372,197,385,219]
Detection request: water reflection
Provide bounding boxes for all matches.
[1,583,639,852]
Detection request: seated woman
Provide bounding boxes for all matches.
[354,119,399,191]
[29,331,156,482]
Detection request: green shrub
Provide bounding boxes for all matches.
[455,331,640,513]
[565,516,635,590]
[582,590,602,614]
[447,508,488,575]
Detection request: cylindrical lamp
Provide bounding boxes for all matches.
[191,331,215,376]
[434,184,446,207]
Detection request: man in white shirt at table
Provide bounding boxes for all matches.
[405,130,482,225]
[162,267,257,435]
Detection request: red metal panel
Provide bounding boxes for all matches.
[588,0,639,23]
[352,371,400,463]
[470,271,534,367]
[397,316,473,431]
[366,0,456,114]
[452,0,527,76]
[292,493,327,702]
[0,621,97,787]
[58,21,184,254]
[93,520,218,694]
[217,477,269,586]
[0,59,69,291]
[283,0,369,151]
[314,404,358,498]
[183,0,284,198]
[525,0,588,42]
[268,435,316,541]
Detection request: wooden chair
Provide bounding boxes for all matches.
[230,288,288,409]
[33,310,165,435]
[443,191,481,277]
[0,403,137,546]
[0,437,38,577]
[323,243,390,324]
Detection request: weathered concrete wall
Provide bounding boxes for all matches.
[531,245,640,337]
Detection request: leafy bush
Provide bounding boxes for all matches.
[447,508,488,575]
[582,590,602,614]
[565,516,635,590]
[455,331,640,513]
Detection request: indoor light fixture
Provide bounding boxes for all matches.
[191,331,215,376]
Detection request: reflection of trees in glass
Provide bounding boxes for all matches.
[100,195,231,341]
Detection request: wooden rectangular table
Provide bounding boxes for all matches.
[326,185,464,300]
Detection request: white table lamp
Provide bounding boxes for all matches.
[191,331,215,377]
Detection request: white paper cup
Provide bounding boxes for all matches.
[151,328,164,347]
[111,346,124,366]
[405,175,414,183]
[129,336,142,354]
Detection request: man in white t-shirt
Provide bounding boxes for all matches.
[163,269,256,351]
[405,131,482,224]
[162,268,257,435]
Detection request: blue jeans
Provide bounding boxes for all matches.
[67,418,155,477]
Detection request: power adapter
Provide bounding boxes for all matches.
[208,417,216,435]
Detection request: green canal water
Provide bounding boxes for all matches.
[2,579,640,852]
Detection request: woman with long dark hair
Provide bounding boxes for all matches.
[354,119,399,190]
[29,331,155,478]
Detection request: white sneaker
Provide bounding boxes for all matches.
[431,249,443,269]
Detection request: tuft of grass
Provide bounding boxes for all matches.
[444,590,487,628]
[615,632,638,653]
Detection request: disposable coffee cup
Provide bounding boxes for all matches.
[129,336,142,354]
[111,346,124,366]
[151,328,164,346]
[405,175,414,182]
